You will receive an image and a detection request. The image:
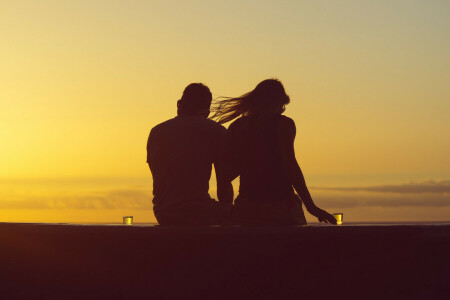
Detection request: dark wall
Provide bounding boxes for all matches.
[1,224,449,299]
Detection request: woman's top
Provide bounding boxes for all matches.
[227,114,296,202]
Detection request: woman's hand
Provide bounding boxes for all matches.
[307,205,337,224]
[278,118,337,225]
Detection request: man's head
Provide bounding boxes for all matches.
[177,83,212,117]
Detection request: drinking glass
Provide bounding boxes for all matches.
[123,216,133,225]
[333,213,343,225]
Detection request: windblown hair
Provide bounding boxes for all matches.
[210,79,290,124]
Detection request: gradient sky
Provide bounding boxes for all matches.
[1,0,449,223]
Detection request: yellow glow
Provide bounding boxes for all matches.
[123,216,133,225]
[333,213,343,226]
[0,1,449,223]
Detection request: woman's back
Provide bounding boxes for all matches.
[213,78,336,225]
[228,114,295,201]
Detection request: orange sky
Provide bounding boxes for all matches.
[1,1,449,223]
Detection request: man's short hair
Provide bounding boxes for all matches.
[180,83,212,112]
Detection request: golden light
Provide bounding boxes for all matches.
[123,216,133,225]
[333,213,343,226]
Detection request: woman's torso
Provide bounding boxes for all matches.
[228,114,294,201]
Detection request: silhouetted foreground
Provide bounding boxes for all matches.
[1,223,449,299]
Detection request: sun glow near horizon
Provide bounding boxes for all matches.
[1,0,449,222]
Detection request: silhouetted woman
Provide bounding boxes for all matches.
[211,79,336,225]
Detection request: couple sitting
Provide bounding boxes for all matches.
[147,79,336,225]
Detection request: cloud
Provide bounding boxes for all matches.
[1,180,449,211]
[311,180,450,208]
[0,188,153,210]
[311,180,450,194]
[314,192,450,208]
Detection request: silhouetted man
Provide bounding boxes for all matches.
[147,83,233,225]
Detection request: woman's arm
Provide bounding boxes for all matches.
[279,118,337,224]
[224,122,241,182]
[215,160,234,205]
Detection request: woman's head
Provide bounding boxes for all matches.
[211,79,290,124]
[251,79,290,113]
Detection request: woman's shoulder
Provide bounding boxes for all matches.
[277,115,296,138]
[278,115,296,129]
[228,115,295,131]
[278,115,294,124]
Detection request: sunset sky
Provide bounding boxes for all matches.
[1,0,449,223]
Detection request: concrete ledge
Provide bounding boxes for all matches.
[1,223,449,299]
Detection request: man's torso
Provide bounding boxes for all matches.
[147,116,226,213]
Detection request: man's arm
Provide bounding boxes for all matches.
[214,126,234,205]
[146,129,153,172]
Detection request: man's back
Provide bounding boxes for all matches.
[147,116,226,215]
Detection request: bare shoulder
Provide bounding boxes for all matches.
[278,115,297,141]
[279,115,295,124]
[228,117,244,130]
[278,115,296,134]
[226,118,246,135]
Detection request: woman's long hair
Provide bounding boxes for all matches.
[210,79,290,124]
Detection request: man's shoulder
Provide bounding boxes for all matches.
[150,117,176,133]
[151,117,225,135]
[204,118,226,132]
[182,116,226,134]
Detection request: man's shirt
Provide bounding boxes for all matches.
[147,116,226,214]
